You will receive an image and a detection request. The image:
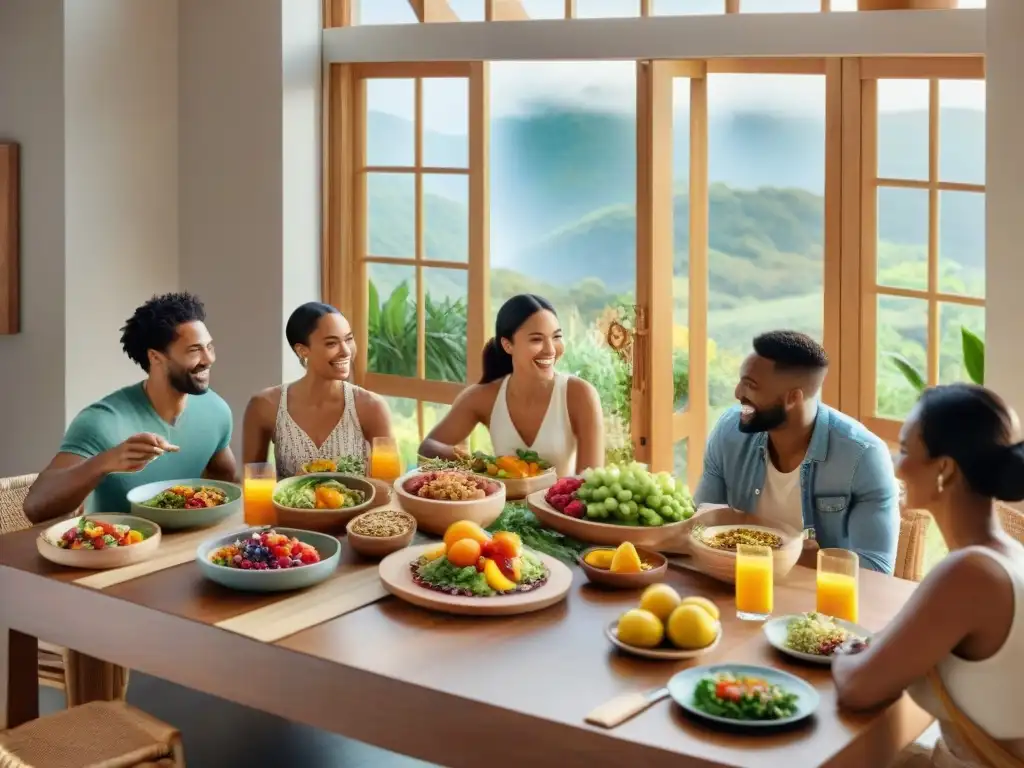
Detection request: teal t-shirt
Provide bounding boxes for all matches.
[59,383,233,513]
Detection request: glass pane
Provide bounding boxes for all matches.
[741,0,821,11]
[423,78,469,168]
[654,0,723,13]
[355,0,418,24]
[421,402,494,456]
[424,174,469,262]
[490,60,636,435]
[672,78,690,415]
[367,263,417,378]
[877,80,929,181]
[673,438,689,487]
[575,0,641,16]
[521,0,568,18]
[366,79,414,167]
[383,397,419,472]
[829,0,856,9]
[939,303,985,386]
[423,268,469,383]
[877,186,928,292]
[939,80,985,186]
[876,295,928,421]
[706,73,826,417]
[958,0,985,6]
[367,173,415,258]
[938,191,985,298]
[448,0,485,20]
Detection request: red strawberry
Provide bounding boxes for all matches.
[300,550,320,564]
[277,555,292,568]
[564,499,586,518]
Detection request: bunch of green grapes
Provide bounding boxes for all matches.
[576,462,695,527]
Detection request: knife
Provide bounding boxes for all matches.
[584,686,670,728]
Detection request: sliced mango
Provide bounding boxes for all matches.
[422,543,447,562]
[583,549,616,570]
[610,541,643,574]
[483,558,517,592]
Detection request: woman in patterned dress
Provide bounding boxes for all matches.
[242,302,393,478]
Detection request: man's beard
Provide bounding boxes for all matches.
[168,363,210,395]
[738,402,787,434]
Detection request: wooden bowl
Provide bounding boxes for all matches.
[493,470,557,501]
[393,470,506,536]
[272,473,376,533]
[578,546,668,589]
[37,514,162,570]
[527,490,690,553]
[687,508,803,584]
[345,509,417,559]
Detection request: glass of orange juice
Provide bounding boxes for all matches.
[817,548,859,622]
[735,544,774,620]
[369,437,403,484]
[243,462,277,527]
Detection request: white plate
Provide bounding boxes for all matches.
[605,620,722,660]
[762,614,871,665]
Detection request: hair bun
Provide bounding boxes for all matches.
[991,441,1024,503]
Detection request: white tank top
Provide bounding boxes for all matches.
[907,548,1024,742]
[272,382,369,479]
[488,373,576,477]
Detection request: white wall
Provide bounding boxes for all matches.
[63,0,180,421]
[0,0,68,476]
[986,0,1024,419]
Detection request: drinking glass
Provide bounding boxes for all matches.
[816,548,859,623]
[369,437,403,483]
[243,462,277,526]
[735,544,774,620]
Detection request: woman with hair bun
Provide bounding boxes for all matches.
[418,294,604,476]
[831,383,1024,767]
[242,302,393,478]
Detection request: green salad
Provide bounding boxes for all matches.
[693,672,800,721]
[414,550,547,597]
[272,476,365,510]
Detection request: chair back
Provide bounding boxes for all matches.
[997,502,1024,545]
[0,473,36,534]
[895,508,931,582]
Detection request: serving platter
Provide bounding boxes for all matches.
[605,620,722,660]
[378,543,573,616]
[526,490,691,552]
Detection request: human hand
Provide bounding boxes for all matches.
[99,433,180,474]
[835,637,870,657]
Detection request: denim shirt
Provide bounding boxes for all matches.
[694,404,900,574]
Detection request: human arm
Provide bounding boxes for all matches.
[832,549,1013,710]
[567,377,604,472]
[204,448,238,482]
[354,388,394,442]
[242,391,276,466]
[418,386,485,461]
[694,411,730,506]
[846,444,900,574]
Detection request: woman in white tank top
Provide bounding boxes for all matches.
[418,294,604,477]
[830,384,1024,768]
[241,303,393,479]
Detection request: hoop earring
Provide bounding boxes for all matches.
[936,474,944,495]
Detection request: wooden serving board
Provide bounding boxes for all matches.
[378,543,573,616]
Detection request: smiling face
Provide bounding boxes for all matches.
[734,353,804,433]
[149,320,215,395]
[500,309,563,381]
[296,312,355,380]
[894,404,942,512]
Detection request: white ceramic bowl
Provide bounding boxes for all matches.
[37,514,162,569]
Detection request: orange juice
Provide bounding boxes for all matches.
[244,478,277,526]
[369,450,402,482]
[816,571,858,623]
[735,548,774,618]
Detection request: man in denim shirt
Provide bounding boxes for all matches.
[695,331,899,574]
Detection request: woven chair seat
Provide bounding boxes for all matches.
[0,701,184,768]
[997,502,1024,545]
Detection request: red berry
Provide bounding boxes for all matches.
[277,555,292,568]
[240,559,252,569]
[300,550,319,564]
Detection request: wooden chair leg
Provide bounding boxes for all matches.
[63,649,130,707]
[1,628,38,729]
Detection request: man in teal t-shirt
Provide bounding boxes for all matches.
[23,292,237,522]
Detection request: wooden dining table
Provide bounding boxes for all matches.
[0,519,933,768]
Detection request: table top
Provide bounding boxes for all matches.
[0,521,932,768]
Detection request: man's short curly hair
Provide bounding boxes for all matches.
[120,292,207,372]
[753,330,828,372]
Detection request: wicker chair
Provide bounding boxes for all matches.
[0,474,130,707]
[895,508,931,583]
[0,700,184,767]
[997,502,1024,544]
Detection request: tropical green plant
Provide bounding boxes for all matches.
[366,280,467,382]
[887,326,985,393]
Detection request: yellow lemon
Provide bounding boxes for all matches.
[610,541,643,574]
[639,583,682,622]
[616,609,665,648]
[584,549,615,569]
[679,595,720,622]
[666,604,719,650]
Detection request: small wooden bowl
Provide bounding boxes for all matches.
[578,546,668,589]
[346,509,417,559]
[393,470,506,536]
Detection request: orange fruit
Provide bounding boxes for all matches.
[446,538,483,568]
[443,520,491,550]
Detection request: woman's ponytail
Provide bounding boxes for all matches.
[480,337,513,384]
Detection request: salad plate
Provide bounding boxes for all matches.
[763,613,872,665]
[667,663,819,728]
